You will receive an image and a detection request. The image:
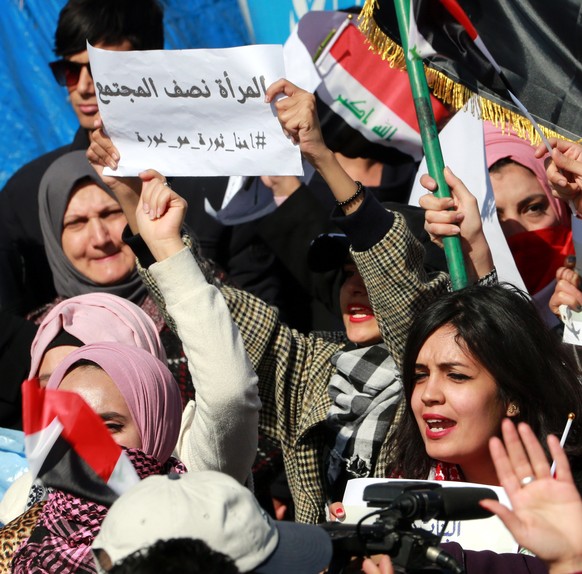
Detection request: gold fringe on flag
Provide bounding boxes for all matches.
[357,0,573,145]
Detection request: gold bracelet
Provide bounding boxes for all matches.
[336,181,364,207]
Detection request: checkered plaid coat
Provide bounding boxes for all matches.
[139,213,449,523]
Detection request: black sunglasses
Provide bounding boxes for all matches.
[49,59,92,87]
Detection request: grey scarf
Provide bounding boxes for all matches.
[326,343,402,484]
[38,151,146,304]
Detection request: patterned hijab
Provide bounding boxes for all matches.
[38,150,147,303]
[484,121,570,226]
[46,342,182,464]
[29,292,166,379]
[11,449,187,574]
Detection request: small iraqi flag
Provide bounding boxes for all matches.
[22,378,139,506]
[316,18,450,161]
[288,10,451,163]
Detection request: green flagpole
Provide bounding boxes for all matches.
[393,0,468,290]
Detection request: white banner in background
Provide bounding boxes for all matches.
[342,478,518,554]
[88,43,302,177]
[561,214,582,345]
[408,106,526,290]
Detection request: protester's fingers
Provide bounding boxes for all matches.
[275,93,316,131]
[88,127,120,169]
[534,138,559,158]
[152,187,175,219]
[265,78,304,103]
[443,166,479,208]
[418,193,455,212]
[142,186,172,220]
[563,255,577,270]
[138,169,166,212]
[377,555,394,574]
[419,173,438,193]
[87,133,115,168]
[138,169,166,183]
[552,148,582,181]
[361,555,394,574]
[517,423,552,480]
[489,420,521,496]
[550,283,582,315]
[139,173,172,219]
[92,126,119,160]
[560,277,582,301]
[539,141,582,195]
[424,221,461,238]
[424,204,464,242]
[556,265,579,286]
[547,433,575,484]
[553,139,582,156]
[488,434,521,496]
[479,498,520,534]
[273,101,306,143]
[423,207,464,226]
[328,502,346,522]
[499,418,538,487]
[420,168,478,214]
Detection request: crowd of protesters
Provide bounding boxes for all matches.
[1,1,582,573]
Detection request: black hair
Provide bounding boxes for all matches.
[489,156,534,176]
[108,538,240,574]
[387,283,582,479]
[54,0,164,57]
[63,357,102,379]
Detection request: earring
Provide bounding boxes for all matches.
[507,402,520,416]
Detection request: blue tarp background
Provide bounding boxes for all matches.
[0,0,363,497]
[241,0,363,44]
[0,0,362,189]
[0,0,251,188]
[0,429,27,507]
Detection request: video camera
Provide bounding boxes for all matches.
[321,481,498,573]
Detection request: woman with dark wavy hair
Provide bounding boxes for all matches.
[388,283,582,485]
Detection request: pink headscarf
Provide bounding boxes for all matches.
[29,293,166,379]
[46,342,181,464]
[483,121,570,226]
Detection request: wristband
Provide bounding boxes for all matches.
[336,181,364,208]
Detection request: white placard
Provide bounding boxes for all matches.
[342,478,518,554]
[88,43,303,177]
[408,105,526,291]
[560,214,582,344]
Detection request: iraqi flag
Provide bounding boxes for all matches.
[360,0,582,142]
[406,0,487,62]
[405,0,536,129]
[22,378,139,506]
[284,10,451,163]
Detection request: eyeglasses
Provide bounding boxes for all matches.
[49,59,92,87]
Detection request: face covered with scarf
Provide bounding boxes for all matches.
[11,343,183,574]
[38,150,146,304]
[29,292,167,385]
[484,122,573,295]
[46,342,181,464]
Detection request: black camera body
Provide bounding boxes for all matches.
[322,481,497,574]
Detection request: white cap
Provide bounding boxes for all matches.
[92,470,332,573]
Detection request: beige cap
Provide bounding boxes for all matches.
[92,470,332,573]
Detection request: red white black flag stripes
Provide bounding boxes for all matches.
[22,378,139,506]
[315,18,450,161]
[286,10,451,163]
[405,0,547,144]
[361,0,582,141]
